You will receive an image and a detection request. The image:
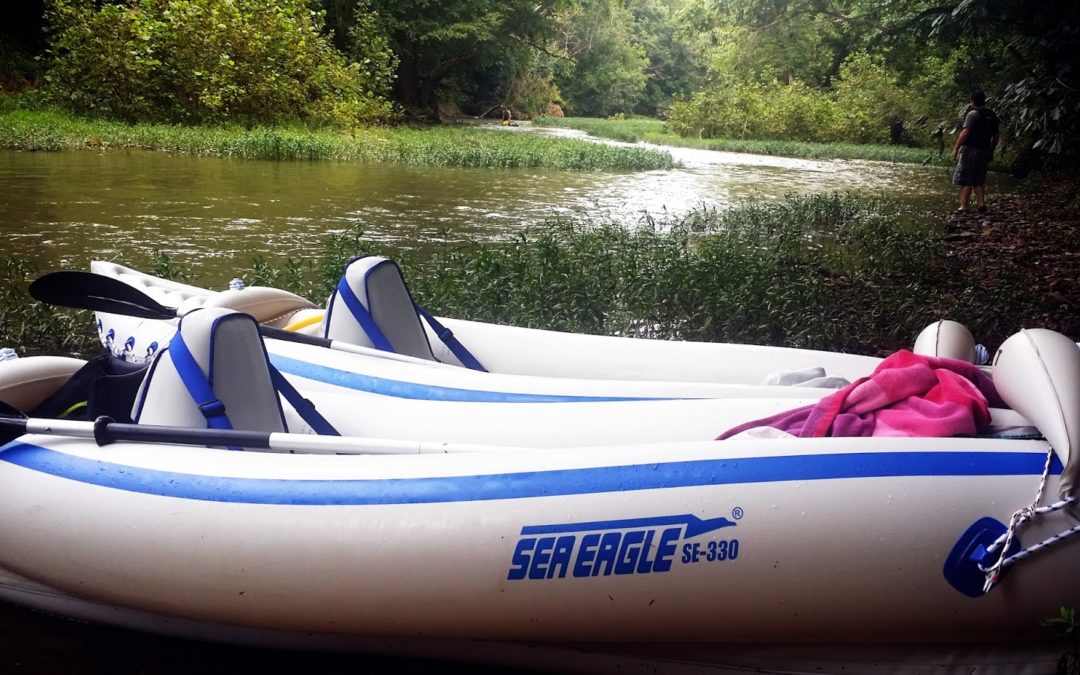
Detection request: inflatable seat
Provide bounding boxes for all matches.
[913,320,977,362]
[324,256,436,360]
[132,307,286,433]
[323,256,485,370]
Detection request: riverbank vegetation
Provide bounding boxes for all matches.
[9,192,1073,360]
[1,1,1075,169]
[0,108,673,170]
[536,116,951,166]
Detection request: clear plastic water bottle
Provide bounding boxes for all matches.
[228,278,246,291]
[974,343,989,365]
[0,347,18,362]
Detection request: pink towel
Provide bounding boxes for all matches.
[719,350,1004,439]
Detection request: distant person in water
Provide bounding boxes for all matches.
[950,91,999,213]
[501,106,513,126]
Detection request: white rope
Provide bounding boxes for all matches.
[981,445,1079,592]
[993,519,1080,571]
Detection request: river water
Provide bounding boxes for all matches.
[0,125,966,285]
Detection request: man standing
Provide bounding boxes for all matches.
[950,91,999,213]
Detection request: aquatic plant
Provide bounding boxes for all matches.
[396,194,947,354]
[0,109,674,171]
[229,195,953,355]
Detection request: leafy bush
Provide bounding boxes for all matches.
[668,52,914,146]
[668,79,839,142]
[0,258,101,358]
[831,53,911,145]
[43,0,395,126]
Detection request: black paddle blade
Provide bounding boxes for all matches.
[29,271,179,320]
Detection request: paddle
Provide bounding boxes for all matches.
[28,271,431,364]
[1,415,515,455]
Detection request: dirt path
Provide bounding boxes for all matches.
[938,176,1080,347]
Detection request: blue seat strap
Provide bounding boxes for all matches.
[335,276,394,352]
[414,303,487,372]
[268,366,340,436]
[167,331,233,431]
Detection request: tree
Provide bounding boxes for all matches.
[348,0,561,120]
[626,0,705,115]
[553,0,649,117]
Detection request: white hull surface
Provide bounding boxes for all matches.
[0,569,1065,675]
[0,433,1076,646]
[91,260,882,386]
[0,570,1065,675]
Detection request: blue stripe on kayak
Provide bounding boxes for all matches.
[268,354,668,403]
[522,514,737,537]
[0,441,1060,506]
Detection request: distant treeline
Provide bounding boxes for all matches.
[0,1,1076,166]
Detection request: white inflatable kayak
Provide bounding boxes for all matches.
[90,259,884,388]
[0,325,1078,672]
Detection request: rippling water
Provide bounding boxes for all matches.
[0,126,976,284]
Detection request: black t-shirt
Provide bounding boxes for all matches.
[962,107,999,150]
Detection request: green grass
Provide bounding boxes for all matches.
[398,194,954,354]
[0,108,674,171]
[536,116,955,166]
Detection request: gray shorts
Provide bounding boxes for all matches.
[953,146,992,187]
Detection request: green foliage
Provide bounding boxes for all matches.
[148,248,190,283]
[554,0,650,117]
[831,53,910,145]
[43,0,395,126]
[0,41,45,93]
[0,108,675,170]
[538,115,668,143]
[0,193,1052,360]
[1042,606,1080,675]
[668,51,915,146]
[930,0,1080,161]
[666,1,965,148]
[668,79,838,142]
[345,0,398,100]
[627,0,706,115]
[355,0,559,119]
[0,257,101,358]
[121,195,943,355]
[343,194,946,354]
[668,0,1079,161]
[7,0,1077,160]
[381,125,675,170]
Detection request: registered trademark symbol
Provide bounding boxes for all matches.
[732,507,744,520]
